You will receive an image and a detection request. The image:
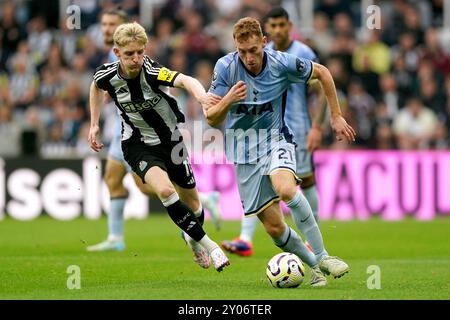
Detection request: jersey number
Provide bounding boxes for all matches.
[278,148,294,163]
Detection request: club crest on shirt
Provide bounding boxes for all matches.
[139,160,148,172]
[142,84,152,94]
[296,58,306,73]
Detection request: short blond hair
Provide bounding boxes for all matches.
[233,17,263,42]
[113,22,148,48]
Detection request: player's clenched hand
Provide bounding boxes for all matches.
[88,125,104,152]
[227,80,247,103]
[306,127,322,152]
[331,116,356,142]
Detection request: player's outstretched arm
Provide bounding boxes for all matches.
[310,62,356,142]
[173,73,209,106]
[203,81,247,127]
[306,80,327,152]
[88,81,105,152]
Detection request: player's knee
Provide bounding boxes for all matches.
[276,186,297,203]
[158,186,177,200]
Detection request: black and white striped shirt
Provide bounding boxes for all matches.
[93,55,185,145]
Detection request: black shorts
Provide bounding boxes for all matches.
[122,138,196,189]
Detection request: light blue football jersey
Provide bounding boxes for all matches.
[266,41,318,144]
[209,48,313,164]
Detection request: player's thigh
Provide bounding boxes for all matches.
[270,169,298,198]
[269,142,299,200]
[132,172,156,196]
[257,202,286,238]
[143,166,176,199]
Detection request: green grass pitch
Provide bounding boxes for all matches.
[0,214,449,300]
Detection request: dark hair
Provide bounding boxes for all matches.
[102,7,129,23]
[264,7,289,22]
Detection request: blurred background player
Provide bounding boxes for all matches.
[87,8,221,252]
[88,21,229,271]
[206,17,355,286]
[221,7,327,257]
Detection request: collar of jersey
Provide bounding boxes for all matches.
[116,65,142,81]
[238,51,268,78]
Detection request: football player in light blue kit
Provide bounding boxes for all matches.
[221,7,326,257]
[206,17,355,286]
[87,9,221,252]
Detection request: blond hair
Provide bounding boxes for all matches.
[233,17,263,42]
[113,22,148,48]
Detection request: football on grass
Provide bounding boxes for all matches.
[266,253,305,288]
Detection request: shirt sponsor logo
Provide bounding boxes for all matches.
[120,95,162,112]
[234,102,273,115]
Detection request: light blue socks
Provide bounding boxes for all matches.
[108,197,126,241]
[273,223,318,267]
[286,191,328,261]
[303,185,319,224]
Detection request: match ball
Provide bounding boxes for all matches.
[266,253,305,288]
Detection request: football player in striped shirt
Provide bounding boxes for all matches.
[87,9,222,254]
[88,22,229,272]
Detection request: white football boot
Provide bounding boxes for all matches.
[182,231,211,269]
[210,247,230,272]
[319,256,349,278]
[310,265,327,287]
[86,239,125,252]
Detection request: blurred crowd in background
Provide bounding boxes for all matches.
[0,0,449,158]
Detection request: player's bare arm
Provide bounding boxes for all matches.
[204,80,247,127]
[173,73,210,106]
[309,62,356,142]
[88,81,105,152]
[306,81,327,152]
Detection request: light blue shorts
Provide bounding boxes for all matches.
[235,140,298,216]
[294,142,314,178]
[107,116,132,173]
